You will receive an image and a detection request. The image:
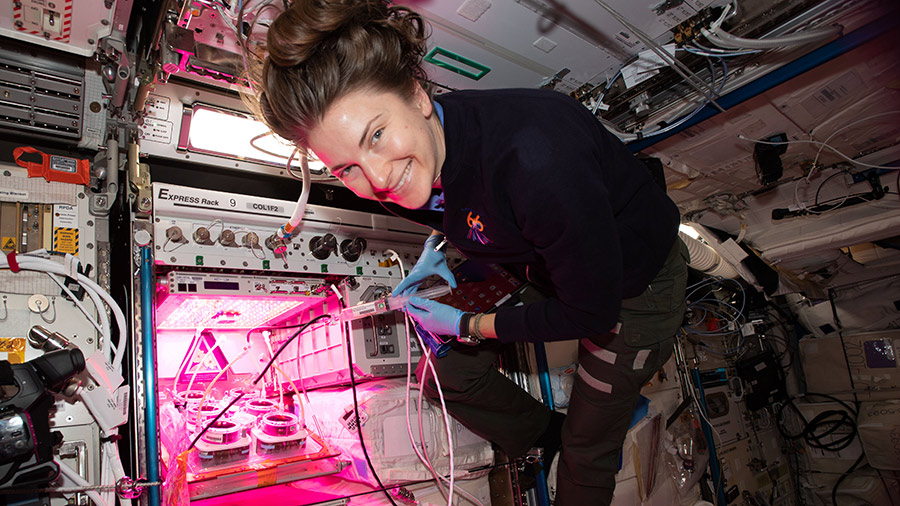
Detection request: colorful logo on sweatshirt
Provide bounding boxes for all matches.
[465,210,492,245]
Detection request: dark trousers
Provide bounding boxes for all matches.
[417,239,689,505]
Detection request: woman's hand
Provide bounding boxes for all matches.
[394,234,457,296]
[404,297,463,336]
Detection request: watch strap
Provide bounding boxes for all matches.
[458,312,474,337]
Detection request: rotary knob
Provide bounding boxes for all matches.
[340,237,367,262]
[309,233,337,260]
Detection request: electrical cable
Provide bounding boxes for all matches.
[344,309,400,506]
[775,392,858,454]
[54,458,111,506]
[249,130,292,159]
[246,320,316,342]
[739,135,900,171]
[276,148,312,240]
[187,313,330,450]
[702,23,843,50]
[701,0,842,51]
[2,250,130,503]
[774,391,867,506]
[810,111,900,179]
[592,0,725,112]
[205,218,225,241]
[683,46,760,58]
[416,354,479,506]
[763,334,794,370]
[685,42,761,57]
[813,168,853,208]
[392,249,452,499]
[590,70,622,115]
[791,166,852,215]
[600,54,727,142]
[832,454,865,506]
[1,252,127,369]
[46,272,103,335]
[102,436,132,506]
[414,355,449,499]
[387,249,478,506]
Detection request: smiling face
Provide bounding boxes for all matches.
[307,84,445,209]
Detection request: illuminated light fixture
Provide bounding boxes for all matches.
[155,294,315,330]
[179,104,329,175]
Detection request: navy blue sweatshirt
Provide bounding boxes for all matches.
[392,89,679,343]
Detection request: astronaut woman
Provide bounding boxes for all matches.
[248,1,689,503]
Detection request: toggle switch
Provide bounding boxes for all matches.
[42,9,62,37]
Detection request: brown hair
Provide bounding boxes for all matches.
[243,0,429,149]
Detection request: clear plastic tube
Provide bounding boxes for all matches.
[339,284,452,322]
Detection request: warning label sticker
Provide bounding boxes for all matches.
[1,237,16,251]
[53,227,79,255]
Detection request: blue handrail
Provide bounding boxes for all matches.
[140,246,161,506]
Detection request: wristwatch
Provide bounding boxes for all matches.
[457,312,482,345]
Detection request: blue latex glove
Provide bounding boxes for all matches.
[394,234,457,297]
[405,296,463,336]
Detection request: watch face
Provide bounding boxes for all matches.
[456,335,482,346]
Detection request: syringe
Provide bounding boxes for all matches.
[339,284,452,322]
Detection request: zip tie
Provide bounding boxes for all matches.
[6,251,20,272]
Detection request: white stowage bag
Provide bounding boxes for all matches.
[304,377,494,487]
[857,400,900,470]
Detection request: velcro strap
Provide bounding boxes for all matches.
[6,251,20,273]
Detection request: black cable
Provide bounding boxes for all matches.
[775,393,858,453]
[246,321,316,343]
[188,313,331,450]
[832,454,865,506]
[813,169,850,207]
[763,334,794,369]
[342,302,399,506]
[775,392,863,506]
[875,468,899,506]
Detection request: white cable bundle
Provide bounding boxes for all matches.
[701,0,842,50]
[0,251,127,369]
[3,251,130,504]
